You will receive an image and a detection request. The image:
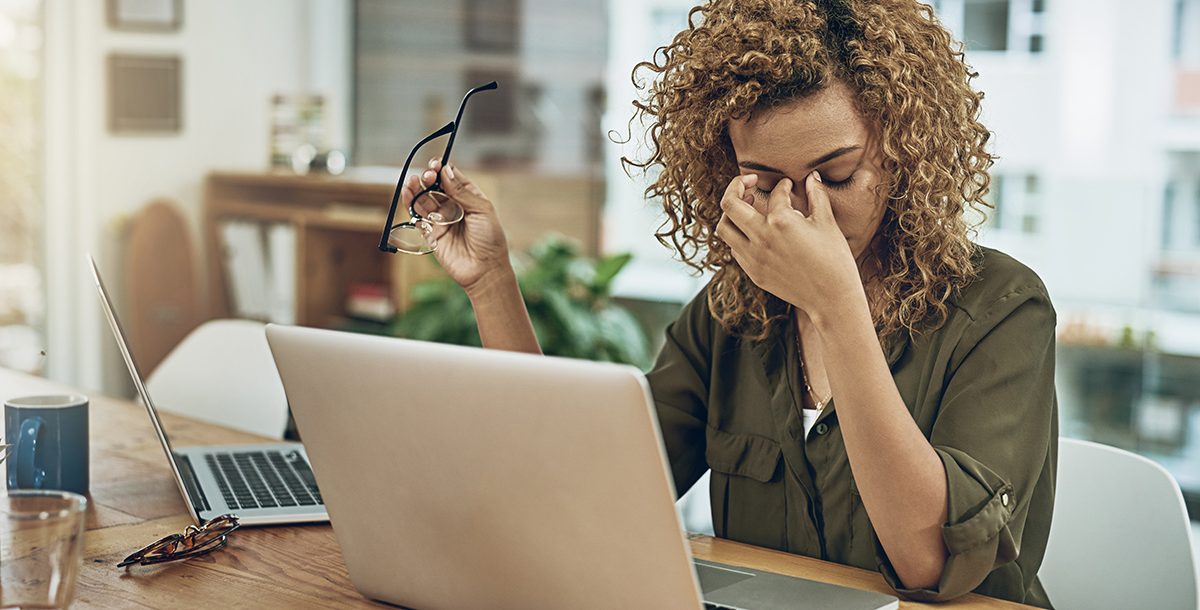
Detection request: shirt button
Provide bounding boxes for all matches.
[815,423,829,436]
[1001,492,1010,507]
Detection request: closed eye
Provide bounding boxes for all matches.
[754,172,855,195]
[823,173,855,190]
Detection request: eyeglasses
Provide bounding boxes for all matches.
[378,81,499,255]
[116,514,240,568]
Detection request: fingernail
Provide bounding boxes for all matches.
[740,174,756,185]
[446,164,455,181]
[812,171,822,183]
[429,158,438,168]
[423,169,436,182]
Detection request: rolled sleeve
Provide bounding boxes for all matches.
[645,289,713,498]
[877,284,1057,602]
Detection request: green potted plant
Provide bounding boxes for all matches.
[391,234,652,369]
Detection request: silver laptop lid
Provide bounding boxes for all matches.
[267,324,705,610]
[89,255,200,523]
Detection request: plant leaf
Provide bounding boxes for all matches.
[393,233,646,366]
[596,305,652,369]
[592,252,632,294]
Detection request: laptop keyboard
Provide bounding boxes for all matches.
[204,450,323,510]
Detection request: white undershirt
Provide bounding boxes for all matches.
[802,407,821,439]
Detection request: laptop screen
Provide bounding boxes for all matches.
[89,256,195,518]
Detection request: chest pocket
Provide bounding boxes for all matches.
[705,427,785,549]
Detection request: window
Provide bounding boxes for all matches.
[983,172,1041,235]
[1174,0,1200,112]
[464,0,519,52]
[936,0,1046,55]
[963,0,1009,51]
[463,68,518,136]
[1164,153,1200,252]
[0,0,44,374]
[1159,155,1200,310]
[1162,181,1200,251]
[1176,0,1200,65]
[984,171,1005,230]
[354,0,605,174]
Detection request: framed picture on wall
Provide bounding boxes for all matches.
[107,0,183,32]
[107,54,183,134]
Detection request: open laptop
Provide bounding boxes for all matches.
[267,324,899,610]
[90,256,327,526]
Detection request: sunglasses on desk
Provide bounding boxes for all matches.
[378,80,499,256]
[117,514,240,568]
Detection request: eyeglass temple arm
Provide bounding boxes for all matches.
[379,121,457,252]
[438,80,499,168]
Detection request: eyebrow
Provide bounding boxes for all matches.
[738,145,863,174]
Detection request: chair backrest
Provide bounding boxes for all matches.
[126,200,203,376]
[1040,438,1198,610]
[145,319,288,439]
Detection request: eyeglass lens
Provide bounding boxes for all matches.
[411,190,463,226]
[388,221,438,256]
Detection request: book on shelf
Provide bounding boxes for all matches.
[219,220,297,324]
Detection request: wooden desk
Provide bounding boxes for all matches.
[0,369,1033,609]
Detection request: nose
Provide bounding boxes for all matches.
[789,184,809,216]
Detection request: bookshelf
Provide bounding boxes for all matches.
[203,168,602,329]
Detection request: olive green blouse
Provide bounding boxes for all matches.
[647,247,1057,608]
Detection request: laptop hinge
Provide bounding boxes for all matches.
[174,452,212,514]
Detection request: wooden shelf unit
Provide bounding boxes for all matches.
[203,169,602,329]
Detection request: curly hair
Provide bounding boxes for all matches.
[623,0,993,342]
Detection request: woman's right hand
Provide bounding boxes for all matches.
[402,158,512,294]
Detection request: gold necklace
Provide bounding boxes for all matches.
[799,359,832,412]
[794,307,832,411]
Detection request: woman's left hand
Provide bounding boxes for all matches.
[714,171,865,322]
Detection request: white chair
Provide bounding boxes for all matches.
[677,470,714,535]
[1040,438,1199,610]
[145,319,289,439]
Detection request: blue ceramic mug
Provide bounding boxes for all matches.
[5,395,89,496]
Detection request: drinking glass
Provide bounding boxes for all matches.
[0,491,87,609]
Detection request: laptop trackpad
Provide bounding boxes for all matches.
[696,561,756,594]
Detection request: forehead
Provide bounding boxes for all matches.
[728,81,870,163]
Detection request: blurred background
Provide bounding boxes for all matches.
[1,0,1199,561]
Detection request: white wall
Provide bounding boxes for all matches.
[44,0,351,394]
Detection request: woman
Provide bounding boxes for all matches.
[402,0,1056,606]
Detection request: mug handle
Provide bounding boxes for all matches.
[16,417,46,489]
